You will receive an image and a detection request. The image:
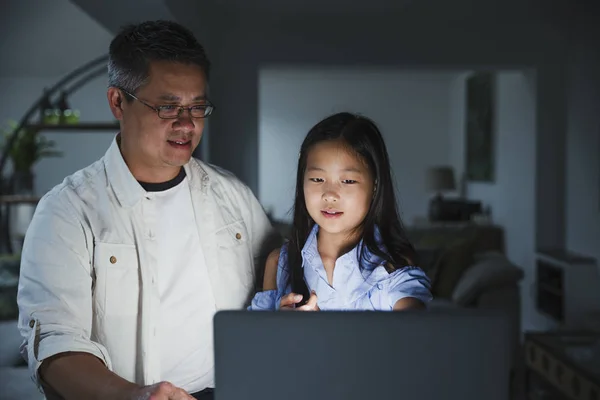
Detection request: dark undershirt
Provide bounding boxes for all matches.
[138,167,186,192]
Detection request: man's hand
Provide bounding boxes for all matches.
[279,291,320,311]
[129,381,195,400]
[38,352,195,400]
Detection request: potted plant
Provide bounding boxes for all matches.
[1,120,62,194]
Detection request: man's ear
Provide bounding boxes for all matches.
[107,87,124,120]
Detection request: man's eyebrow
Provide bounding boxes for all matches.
[157,93,207,102]
[157,93,180,101]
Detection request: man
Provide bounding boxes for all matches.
[17,20,278,400]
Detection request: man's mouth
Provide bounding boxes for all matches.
[167,139,192,149]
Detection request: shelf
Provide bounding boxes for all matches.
[538,282,562,297]
[0,195,41,204]
[25,122,119,132]
[537,247,597,265]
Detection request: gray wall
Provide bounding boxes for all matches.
[258,68,458,223]
[450,71,541,329]
[0,0,113,77]
[565,15,600,263]
[170,3,565,198]
[0,0,115,193]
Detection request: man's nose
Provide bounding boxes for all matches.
[174,109,196,130]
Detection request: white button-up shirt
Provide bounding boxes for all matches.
[17,136,278,392]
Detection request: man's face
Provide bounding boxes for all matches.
[108,60,208,181]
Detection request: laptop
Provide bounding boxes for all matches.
[213,309,511,400]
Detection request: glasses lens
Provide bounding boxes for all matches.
[158,105,214,119]
[158,106,180,119]
[190,106,213,118]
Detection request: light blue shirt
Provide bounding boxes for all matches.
[249,225,432,311]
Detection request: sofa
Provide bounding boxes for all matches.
[407,224,525,396]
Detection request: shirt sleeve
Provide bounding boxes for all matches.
[17,192,112,392]
[386,266,433,309]
[247,290,278,310]
[248,244,291,311]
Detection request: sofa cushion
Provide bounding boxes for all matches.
[430,237,477,299]
[452,252,524,306]
[415,247,444,282]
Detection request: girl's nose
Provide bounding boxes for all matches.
[322,189,339,202]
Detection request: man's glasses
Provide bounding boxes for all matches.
[119,88,215,119]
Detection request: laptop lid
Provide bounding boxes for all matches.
[213,309,511,400]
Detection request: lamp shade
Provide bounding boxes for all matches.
[425,166,456,192]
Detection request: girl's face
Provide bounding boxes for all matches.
[303,139,374,238]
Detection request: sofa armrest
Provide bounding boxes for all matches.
[452,252,524,306]
[477,285,522,374]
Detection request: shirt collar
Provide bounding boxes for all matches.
[103,133,210,208]
[300,224,386,269]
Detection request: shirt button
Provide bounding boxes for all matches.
[235,232,242,240]
[29,319,35,328]
[109,256,117,264]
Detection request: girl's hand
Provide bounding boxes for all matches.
[279,291,320,311]
[279,292,303,310]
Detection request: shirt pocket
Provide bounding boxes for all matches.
[93,242,140,317]
[214,220,255,293]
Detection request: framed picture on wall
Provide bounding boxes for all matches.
[465,71,496,182]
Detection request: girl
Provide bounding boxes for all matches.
[250,112,432,311]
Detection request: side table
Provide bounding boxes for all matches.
[525,331,600,399]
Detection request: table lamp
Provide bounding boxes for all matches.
[425,166,456,221]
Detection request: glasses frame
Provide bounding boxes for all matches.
[118,88,215,119]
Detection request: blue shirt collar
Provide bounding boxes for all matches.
[300,224,387,270]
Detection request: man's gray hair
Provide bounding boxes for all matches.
[107,20,210,96]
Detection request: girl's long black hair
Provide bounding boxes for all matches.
[288,112,418,298]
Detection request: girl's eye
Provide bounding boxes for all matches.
[309,178,323,182]
[342,180,357,184]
